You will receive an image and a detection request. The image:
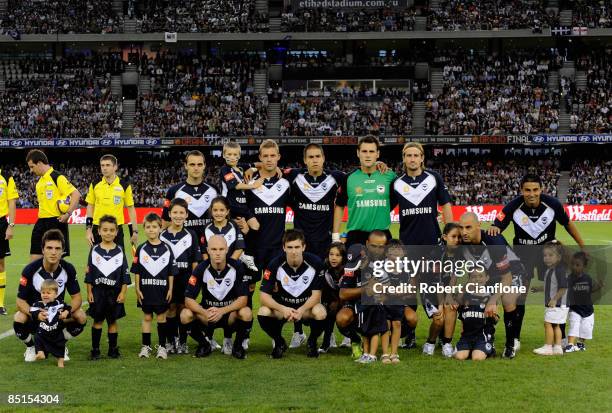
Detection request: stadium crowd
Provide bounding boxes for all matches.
[567,159,612,204]
[426,0,559,31]
[0,54,123,140]
[571,0,612,28]
[424,50,562,135]
[280,87,413,136]
[134,53,268,137]
[1,0,123,34]
[134,0,269,33]
[281,8,416,32]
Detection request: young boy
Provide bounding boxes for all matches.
[85,215,131,360]
[30,279,71,368]
[566,251,600,352]
[160,198,202,355]
[454,270,497,361]
[132,213,177,359]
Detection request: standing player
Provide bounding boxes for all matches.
[488,174,585,350]
[257,230,327,359]
[333,136,396,247]
[459,212,525,359]
[0,168,18,315]
[160,198,202,354]
[26,150,81,261]
[85,154,139,252]
[182,235,251,359]
[14,230,87,362]
[162,150,218,253]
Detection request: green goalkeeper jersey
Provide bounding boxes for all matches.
[336,169,396,232]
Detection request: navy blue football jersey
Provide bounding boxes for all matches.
[493,194,570,245]
[458,292,496,338]
[260,252,324,308]
[462,231,523,281]
[18,259,80,305]
[131,241,178,306]
[185,259,248,308]
[160,228,202,273]
[246,173,291,250]
[85,244,131,290]
[220,164,253,218]
[391,170,451,245]
[568,273,594,317]
[203,220,245,257]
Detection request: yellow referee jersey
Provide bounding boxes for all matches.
[35,167,77,218]
[85,176,134,225]
[0,170,19,217]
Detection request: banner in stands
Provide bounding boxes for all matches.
[291,0,408,10]
[13,205,612,225]
[0,135,610,148]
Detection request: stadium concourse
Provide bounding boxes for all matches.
[0,0,610,411]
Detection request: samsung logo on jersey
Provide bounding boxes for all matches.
[255,207,285,214]
[401,207,432,216]
[94,278,118,286]
[463,311,485,319]
[176,262,189,269]
[298,202,330,212]
[141,279,167,286]
[518,234,548,244]
[185,219,211,227]
[356,200,387,207]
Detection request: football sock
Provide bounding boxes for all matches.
[0,271,6,307]
[338,324,361,344]
[188,322,206,345]
[166,316,178,342]
[504,310,517,348]
[91,327,102,350]
[142,332,151,346]
[257,315,283,342]
[515,305,525,340]
[560,323,566,339]
[13,321,34,346]
[294,320,303,334]
[233,319,248,344]
[178,322,189,345]
[157,322,167,347]
[108,332,118,349]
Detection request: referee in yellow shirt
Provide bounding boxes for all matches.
[26,150,81,261]
[85,154,138,252]
[0,169,18,315]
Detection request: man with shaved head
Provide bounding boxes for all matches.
[459,212,526,359]
[181,235,251,359]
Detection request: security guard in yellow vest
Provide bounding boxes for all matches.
[85,154,138,252]
[0,169,18,315]
[26,150,81,261]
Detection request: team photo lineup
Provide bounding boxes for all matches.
[2,139,606,366]
[0,0,610,410]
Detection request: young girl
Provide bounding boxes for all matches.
[440,222,462,358]
[132,213,177,360]
[566,251,600,352]
[533,243,568,356]
[319,242,346,353]
[85,215,130,360]
[160,198,201,355]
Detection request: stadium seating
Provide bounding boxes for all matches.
[281,7,416,32]
[568,159,612,204]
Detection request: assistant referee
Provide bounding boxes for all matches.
[26,150,81,261]
[85,154,138,252]
[0,168,18,315]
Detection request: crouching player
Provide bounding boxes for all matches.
[454,270,497,361]
[181,235,251,359]
[257,229,327,359]
[85,215,131,360]
[15,229,86,362]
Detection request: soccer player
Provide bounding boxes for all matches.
[391,142,453,246]
[488,173,585,349]
[459,212,525,359]
[257,229,327,359]
[182,235,251,359]
[85,154,138,252]
[26,150,81,261]
[0,168,18,315]
[85,215,131,360]
[333,136,395,247]
[132,213,177,360]
[160,198,202,354]
[14,229,87,362]
[30,279,71,368]
[162,150,218,253]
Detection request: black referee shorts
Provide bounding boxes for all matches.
[0,217,11,258]
[30,218,70,256]
[92,224,126,253]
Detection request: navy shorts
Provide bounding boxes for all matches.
[456,334,494,356]
[88,288,126,323]
[138,303,169,315]
[384,305,405,321]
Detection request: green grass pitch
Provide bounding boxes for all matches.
[0,223,611,412]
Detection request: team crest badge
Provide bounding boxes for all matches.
[376,185,385,194]
[403,185,410,193]
[204,195,210,202]
[542,217,548,224]
[302,276,309,284]
[521,216,529,225]
[421,183,428,191]
[224,278,232,286]
[355,187,363,194]
[143,255,150,263]
[283,275,289,285]
[208,279,216,288]
[321,182,327,190]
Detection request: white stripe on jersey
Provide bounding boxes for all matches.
[161,231,193,260]
[203,267,237,301]
[139,248,171,277]
[33,268,68,295]
[276,264,317,298]
[204,225,237,249]
[175,185,217,217]
[249,179,290,206]
[394,172,437,206]
[512,204,556,240]
[91,249,124,277]
[293,174,337,203]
